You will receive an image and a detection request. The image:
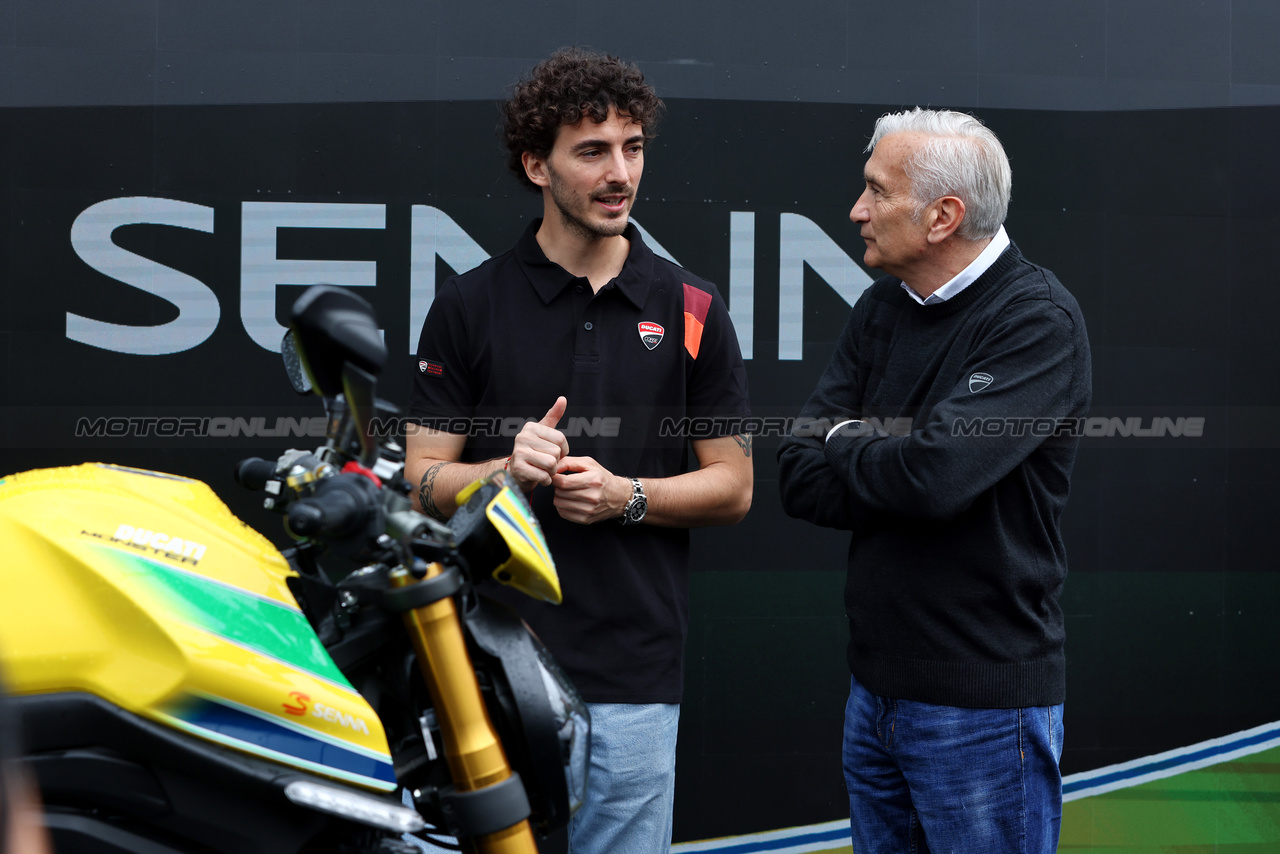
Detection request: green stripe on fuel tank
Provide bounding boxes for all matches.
[96,545,351,688]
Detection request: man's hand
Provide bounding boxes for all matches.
[550,455,630,524]
[508,396,570,492]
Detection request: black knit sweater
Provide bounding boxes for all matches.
[777,243,1092,708]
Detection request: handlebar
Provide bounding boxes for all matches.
[234,457,278,492]
[235,449,408,562]
[284,474,379,540]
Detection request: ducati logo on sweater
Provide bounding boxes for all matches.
[638,321,664,350]
[969,372,994,393]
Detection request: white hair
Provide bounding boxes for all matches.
[866,107,1011,240]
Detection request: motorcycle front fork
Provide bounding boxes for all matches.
[391,564,539,854]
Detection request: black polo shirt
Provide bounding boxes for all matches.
[409,220,749,703]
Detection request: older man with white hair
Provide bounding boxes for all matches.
[778,108,1092,853]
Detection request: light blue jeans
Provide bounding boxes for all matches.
[843,675,1064,853]
[568,703,680,854]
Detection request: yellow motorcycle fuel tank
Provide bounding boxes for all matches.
[0,463,396,792]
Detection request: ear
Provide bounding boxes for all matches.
[522,151,550,189]
[924,196,965,244]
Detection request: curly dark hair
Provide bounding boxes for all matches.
[501,47,665,191]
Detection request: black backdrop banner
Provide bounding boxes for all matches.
[3,98,1278,840]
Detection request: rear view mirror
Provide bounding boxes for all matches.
[288,286,386,398]
[281,330,313,394]
[288,286,388,467]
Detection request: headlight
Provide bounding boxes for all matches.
[532,638,590,813]
[283,779,426,833]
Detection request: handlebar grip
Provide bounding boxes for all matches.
[284,475,374,540]
[234,457,278,491]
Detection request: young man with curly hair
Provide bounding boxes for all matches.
[407,48,752,853]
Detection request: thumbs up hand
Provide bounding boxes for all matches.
[507,396,570,492]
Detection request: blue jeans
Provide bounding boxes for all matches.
[843,675,1063,854]
[568,703,680,854]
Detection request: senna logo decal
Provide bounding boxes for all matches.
[283,691,310,716]
[638,321,664,351]
[312,702,371,735]
[283,691,369,734]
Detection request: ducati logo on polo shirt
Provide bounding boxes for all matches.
[420,360,443,377]
[638,321,664,351]
[968,372,993,393]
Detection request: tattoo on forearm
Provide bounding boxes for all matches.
[733,434,752,457]
[418,462,449,521]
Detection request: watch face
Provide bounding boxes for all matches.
[628,497,647,522]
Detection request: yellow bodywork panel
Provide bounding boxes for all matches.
[0,463,397,790]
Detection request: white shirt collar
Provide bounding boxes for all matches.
[900,226,1010,305]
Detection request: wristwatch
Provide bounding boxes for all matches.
[620,477,647,525]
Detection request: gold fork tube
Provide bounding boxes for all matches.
[391,564,538,853]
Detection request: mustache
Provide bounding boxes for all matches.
[592,185,633,200]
